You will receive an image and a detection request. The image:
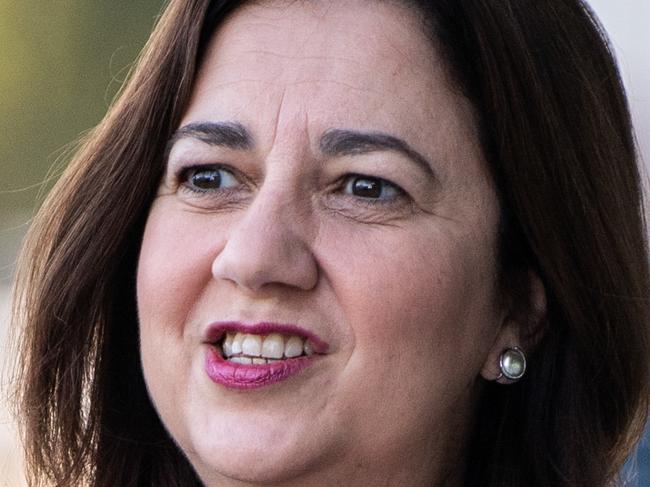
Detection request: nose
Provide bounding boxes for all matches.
[211,189,319,294]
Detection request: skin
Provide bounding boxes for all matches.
[137,1,536,485]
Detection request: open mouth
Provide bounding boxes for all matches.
[203,323,328,389]
[214,332,316,365]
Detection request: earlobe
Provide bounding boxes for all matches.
[480,270,547,384]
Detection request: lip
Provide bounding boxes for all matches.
[203,321,329,390]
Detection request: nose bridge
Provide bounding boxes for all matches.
[242,183,308,244]
[245,138,315,237]
[211,170,318,293]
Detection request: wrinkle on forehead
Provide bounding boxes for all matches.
[199,0,438,91]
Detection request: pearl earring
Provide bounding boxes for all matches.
[497,346,526,381]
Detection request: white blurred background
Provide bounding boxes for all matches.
[1,1,648,485]
[590,0,650,171]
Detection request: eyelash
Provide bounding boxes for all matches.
[177,164,242,195]
[338,173,406,207]
[176,164,408,206]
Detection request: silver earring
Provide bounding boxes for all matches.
[496,346,526,381]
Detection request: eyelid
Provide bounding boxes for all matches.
[172,164,243,197]
[174,162,235,182]
[342,174,405,196]
[334,174,412,213]
[171,164,412,210]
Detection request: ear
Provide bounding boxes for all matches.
[480,270,547,384]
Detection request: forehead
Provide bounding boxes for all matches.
[181,0,477,160]
[208,1,432,77]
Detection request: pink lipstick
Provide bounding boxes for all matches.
[203,322,329,390]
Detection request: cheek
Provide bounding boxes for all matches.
[319,220,500,401]
[136,204,221,402]
[136,203,218,339]
[136,203,229,442]
[311,220,500,458]
[326,224,498,349]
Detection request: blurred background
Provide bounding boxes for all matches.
[0,1,648,486]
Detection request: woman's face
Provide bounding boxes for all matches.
[137,1,505,485]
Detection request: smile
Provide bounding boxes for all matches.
[220,332,315,363]
[203,322,329,389]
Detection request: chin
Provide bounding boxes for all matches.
[186,434,324,486]
[174,403,332,486]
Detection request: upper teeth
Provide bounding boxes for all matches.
[221,332,314,360]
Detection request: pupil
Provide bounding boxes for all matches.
[192,170,221,189]
[352,177,381,198]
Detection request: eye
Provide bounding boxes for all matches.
[181,166,239,192]
[343,175,402,201]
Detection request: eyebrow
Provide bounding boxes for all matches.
[319,128,437,179]
[166,121,253,157]
[167,122,437,180]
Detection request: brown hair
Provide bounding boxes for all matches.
[10,0,649,486]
